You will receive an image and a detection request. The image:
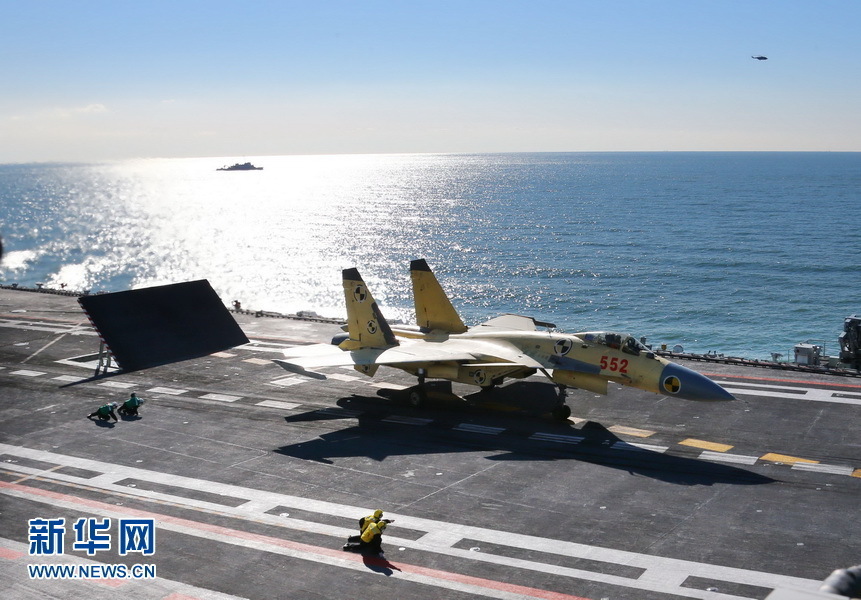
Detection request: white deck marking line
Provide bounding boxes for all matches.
[454,423,505,435]
[0,484,592,600]
[97,381,136,389]
[326,372,362,382]
[0,320,96,335]
[53,375,86,383]
[699,451,759,466]
[10,369,46,377]
[720,385,861,407]
[791,463,856,476]
[1,537,249,600]
[22,329,76,363]
[146,386,187,395]
[242,357,272,365]
[256,400,301,410]
[0,443,822,599]
[611,441,670,453]
[269,377,306,387]
[200,393,243,402]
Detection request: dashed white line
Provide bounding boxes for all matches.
[0,443,824,600]
[146,386,187,395]
[719,383,861,407]
[529,433,585,445]
[97,381,136,389]
[454,423,505,435]
[10,370,45,377]
[200,393,243,402]
[611,441,669,453]
[270,377,306,387]
[699,451,759,465]
[256,400,301,410]
[791,463,856,476]
[327,372,362,382]
[52,375,86,383]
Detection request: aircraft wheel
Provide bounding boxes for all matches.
[408,388,426,408]
[552,404,571,421]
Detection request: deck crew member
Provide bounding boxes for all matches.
[359,520,388,554]
[119,392,145,416]
[87,402,119,422]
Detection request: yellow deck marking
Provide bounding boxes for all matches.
[679,438,733,452]
[608,425,655,438]
[12,464,62,484]
[852,469,861,479]
[760,453,819,465]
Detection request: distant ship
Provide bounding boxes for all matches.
[217,162,263,171]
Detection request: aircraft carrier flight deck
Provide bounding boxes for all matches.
[1,287,859,600]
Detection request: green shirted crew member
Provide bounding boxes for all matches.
[87,402,119,422]
[119,392,145,416]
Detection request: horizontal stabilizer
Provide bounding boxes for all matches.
[78,280,249,372]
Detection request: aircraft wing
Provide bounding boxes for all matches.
[461,339,602,374]
[275,342,480,379]
[474,314,556,331]
[275,337,601,379]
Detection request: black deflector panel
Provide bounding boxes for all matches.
[78,280,249,371]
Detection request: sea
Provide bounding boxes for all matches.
[1,152,859,360]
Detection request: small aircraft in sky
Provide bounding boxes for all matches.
[275,260,734,420]
[751,55,768,61]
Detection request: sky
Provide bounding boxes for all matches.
[1,0,860,162]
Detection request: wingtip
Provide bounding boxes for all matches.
[410,258,431,272]
[342,268,362,282]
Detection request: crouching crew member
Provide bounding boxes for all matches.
[359,509,384,532]
[359,520,388,555]
[119,392,145,416]
[87,402,118,422]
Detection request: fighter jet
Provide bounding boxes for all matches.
[751,55,768,61]
[275,260,734,420]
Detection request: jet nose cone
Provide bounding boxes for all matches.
[659,363,735,401]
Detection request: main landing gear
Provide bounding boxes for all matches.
[551,384,572,422]
[408,370,428,408]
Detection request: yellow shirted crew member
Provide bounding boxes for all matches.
[359,509,384,532]
[359,521,387,554]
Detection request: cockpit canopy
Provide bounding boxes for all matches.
[579,332,650,356]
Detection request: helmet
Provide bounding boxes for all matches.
[109,402,118,408]
[373,510,383,519]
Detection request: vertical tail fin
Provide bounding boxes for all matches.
[410,259,467,333]
[340,268,398,350]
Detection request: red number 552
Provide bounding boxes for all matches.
[599,356,628,373]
